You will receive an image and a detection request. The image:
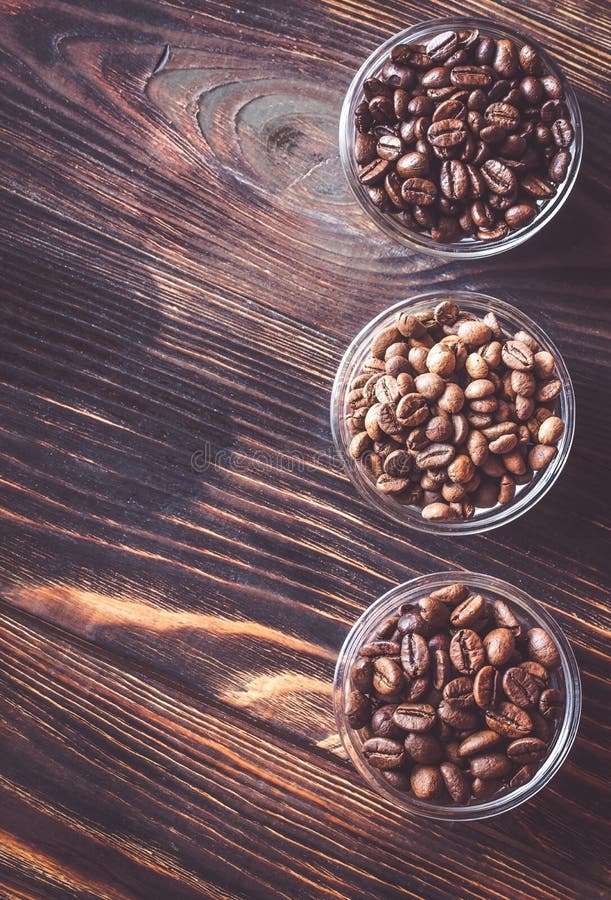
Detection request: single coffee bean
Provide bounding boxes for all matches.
[450,629,486,675]
[470,751,512,780]
[418,597,450,630]
[509,763,538,789]
[373,656,405,697]
[404,732,443,764]
[473,665,503,709]
[549,149,571,182]
[520,660,549,690]
[485,701,533,738]
[437,700,480,730]
[392,703,437,732]
[371,704,402,739]
[483,628,515,666]
[401,632,431,677]
[481,159,517,195]
[382,769,411,791]
[429,583,469,605]
[472,777,501,800]
[346,690,370,728]
[359,640,401,658]
[440,761,470,804]
[410,764,444,799]
[457,729,501,757]
[506,737,547,765]
[527,627,560,669]
[359,157,392,185]
[416,443,455,470]
[350,657,373,693]
[502,666,541,708]
[442,676,475,708]
[432,648,452,691]
[363,736,405,769]
[405,675,431,702]
[450,593,486,628]
[539,687,563,720]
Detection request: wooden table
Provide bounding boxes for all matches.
[0,0,609,897]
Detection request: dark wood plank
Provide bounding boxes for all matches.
[0,0,609,896]
[0,607,608,900]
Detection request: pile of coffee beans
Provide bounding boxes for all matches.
[345,582,563,804]
[353,28,575,243]
[346,299,566,521]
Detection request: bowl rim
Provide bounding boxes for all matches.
[330,290,575,535]
[339,15,584,258]
[333,571,582,821]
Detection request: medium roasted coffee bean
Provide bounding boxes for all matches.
[473,665,503,709]
[503,666,540,708]
[396,393,429,426]
[507,737,547,765]
[373,656,405,697]
[483,628,515,666]
[527,627,560,669]
[485,701,533,738]
[509,763,538,789]
[418,597,450,630]
[401,632,431,677]
[457,729,501,757]
[382,769,411,791]
[430,582,469,605]
[410,764,444,799]
[404,732,443,764]
[363,736,405,769]
[470,752,512,780]
[437,700,480,730]
[450,593,486,628]
[359,640,401,658]
[442,676,475,708]
[539,688,563,720]
[392,703,437,732]
[346,690,370,728]
[520,660,549,690]
[416,442,455,469]
[432,648,452,691]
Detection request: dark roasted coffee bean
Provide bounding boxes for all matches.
[481,159,517,195]
[505,203,536,228]
[369,93,394,124]
[373,656,404,697]
[363,736,405,769]
[427,117,468,148]
[346,690,370,728]
[509,763,538,789]
[473,665,503,709]
[405,675,431,702]
[371,704,402,739]
[503,666,540,708]
[401,177,438,205]
[392,703,437,732]
[493,39,519,78]
[440,762,470,804]
[396,151,429,179]
[551,117,574,148]
[397,609,430,637]
[437,700,480,730]
[549,149,571,183]
[401,632,431,677]
[382,769,411,791]
[485,701,533,738]
[472,776,501,800]
[440,159,469,200]
[359,157,392,186]
[377,133,403,162]
[442,676,475,708]
[355,132,377,165]
[350,657,373,693]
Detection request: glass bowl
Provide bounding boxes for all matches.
[330,290,575,535]
[339,16,583,258]
[333,572,582,821]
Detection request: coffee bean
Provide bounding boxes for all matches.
[502,666,540,708]
[392,703,437,732]
[506,736,547,765]
[442,676,475,708]
[359,640,401,658]
[401,177,438,205]
[527,627,560,669]
[539,688,563,720]
[363,736,405,769]
[509,764,538,789]
[350,657,373,693]
[359,157,392,186]
[404,675,431,702]
[371,705,402,739]
[457,729,501,757]
[404,732,443,764]
[346,690,370,728]
[396,393,429,427]
[473,665,503,709]
[481,159,517,195]
[373,656,405,697]
[410,764,444,799]
[470,752,513,780]
[549,149,571,182]
[382,769,411,791]
[483,628,515,666]
[450,593,486,628]
[401,632,430,677]
[450,629,485,675]
[485,701,533,738]
[440,762,470,804]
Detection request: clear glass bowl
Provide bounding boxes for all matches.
[330,290,575,535]
[333,572,582,821]
[339,16,583,258]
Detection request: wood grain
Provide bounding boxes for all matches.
[0,0,610,895]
